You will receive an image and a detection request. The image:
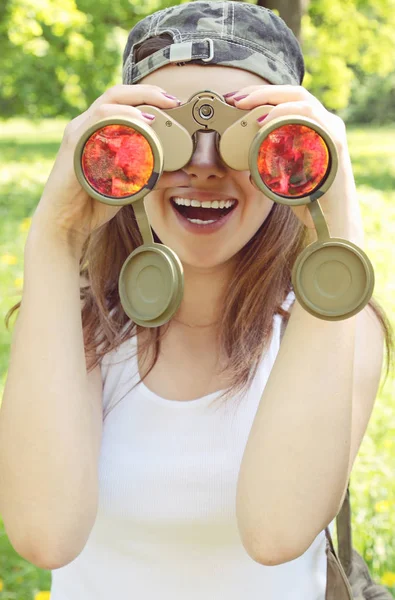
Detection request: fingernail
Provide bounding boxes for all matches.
[257,114,269,123]
[162,92,180,101]
[141,112,155,120]
[223,91,238,98]
[233,94,249,101]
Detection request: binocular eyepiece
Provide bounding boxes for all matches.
[74,89,374,327]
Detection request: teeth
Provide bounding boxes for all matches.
[187,219,217,224]
[173,197,236,209]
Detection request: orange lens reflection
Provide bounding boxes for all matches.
[257,124,330,198]
[81,124,154,198]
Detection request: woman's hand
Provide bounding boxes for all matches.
[29,84,184,254]
[225,85,365,247]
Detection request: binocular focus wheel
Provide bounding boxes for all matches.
[119,243,184,327]
[292,239,375,320]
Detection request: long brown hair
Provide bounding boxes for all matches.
[5,33,395,415]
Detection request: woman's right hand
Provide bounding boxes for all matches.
[28,84,182,254]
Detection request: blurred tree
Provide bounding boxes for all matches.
[257,0,310,41]
[0,0,174,120]
[304,0,395,111]
[0,0,394,120]
[257,0,395,112]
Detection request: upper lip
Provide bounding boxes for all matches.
[168,190,238,202]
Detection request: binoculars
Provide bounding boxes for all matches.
[74,89,374,327]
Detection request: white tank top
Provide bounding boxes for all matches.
[50,290,334,599]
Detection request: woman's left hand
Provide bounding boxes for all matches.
[225,85,365,247]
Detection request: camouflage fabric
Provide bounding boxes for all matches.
[122,0,305,87]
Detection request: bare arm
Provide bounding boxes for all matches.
[236,294,384,567]
[0,84,181,570]
[0,225,103,569]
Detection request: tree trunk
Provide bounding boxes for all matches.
[257,0,310,42]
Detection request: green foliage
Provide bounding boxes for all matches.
[340,72,395,125]
[0,0,395,120]
[0,118,394,596]
[0,0,174,120]
[303,0,395,112]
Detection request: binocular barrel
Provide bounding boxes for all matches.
[73,90,374,327]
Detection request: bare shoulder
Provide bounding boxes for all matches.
[354,302,385,377]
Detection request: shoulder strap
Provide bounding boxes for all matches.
[279,311,353,577]
[334,485,353,577]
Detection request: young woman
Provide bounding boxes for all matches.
[1,1,394,598]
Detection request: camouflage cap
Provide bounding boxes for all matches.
[122,1,305,87]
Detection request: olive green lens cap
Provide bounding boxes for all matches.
[292,239,375,320]
[119,243,184,327]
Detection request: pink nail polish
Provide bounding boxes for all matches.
[162,92,180,101]
[233,94,249,101]
[141,112,155,120]
[223,91,237,98]
[257,114,269,123]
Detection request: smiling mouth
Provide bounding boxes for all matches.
[170,198,238,222]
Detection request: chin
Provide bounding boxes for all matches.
[181,249,238,271]
[150,228,242,269]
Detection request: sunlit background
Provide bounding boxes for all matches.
[0,0,394,598]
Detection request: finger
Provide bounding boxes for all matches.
[93,102,156,122]
[258,100,321,123]
[69,103,156,140]
[226,85,321,109]
[90,83,181,112]
[66,85,173,137]
[258,100,345,146]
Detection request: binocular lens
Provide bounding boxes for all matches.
[257,124,330,198]
[81,124,154,198]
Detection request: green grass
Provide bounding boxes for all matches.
[0,119,394,598]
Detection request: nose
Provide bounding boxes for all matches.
[182,131,226,181]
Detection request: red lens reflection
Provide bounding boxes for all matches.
[257,124,330,198]
[81,124,154,198]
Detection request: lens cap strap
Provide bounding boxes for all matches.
[307,200,330,242]
[133,197,153,245]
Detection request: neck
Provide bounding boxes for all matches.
[170,259,234,328]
